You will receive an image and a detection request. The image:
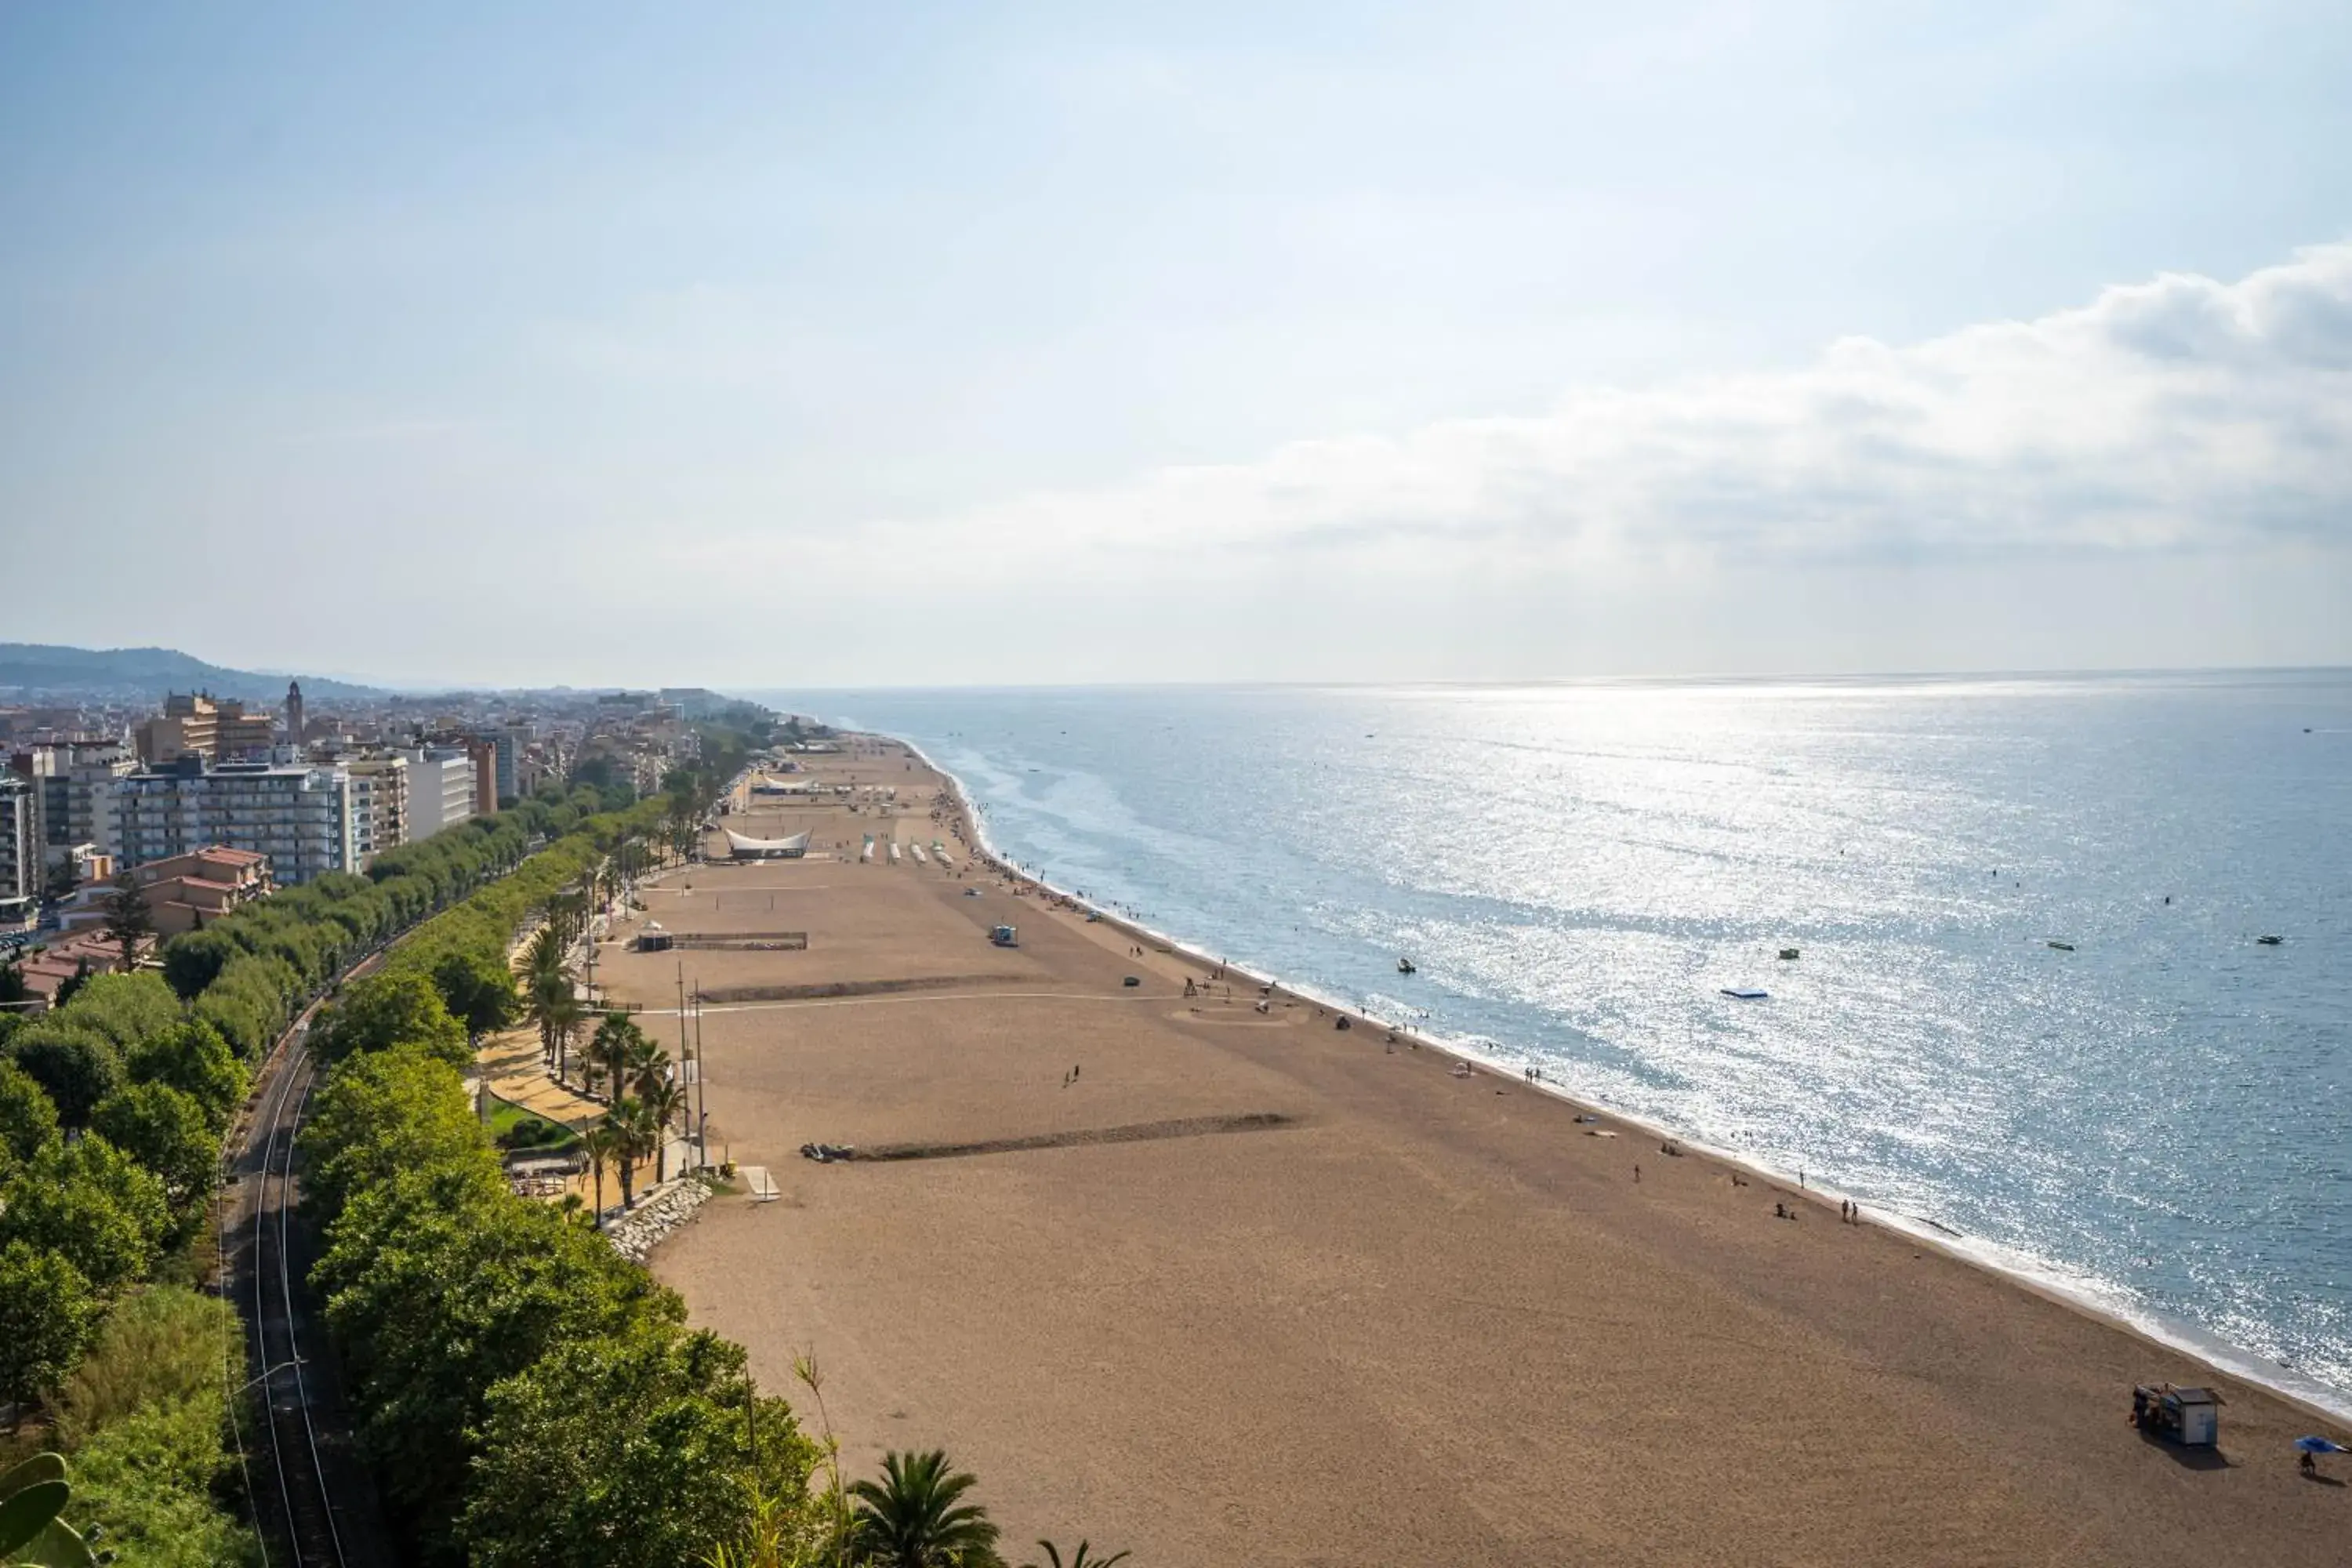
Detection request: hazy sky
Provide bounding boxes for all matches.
[3,3,2349,688]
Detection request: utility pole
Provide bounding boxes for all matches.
[692,979,708,1171]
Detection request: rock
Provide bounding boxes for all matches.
[598,1174,715,1264]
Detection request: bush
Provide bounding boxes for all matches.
[53,1286,234,1446]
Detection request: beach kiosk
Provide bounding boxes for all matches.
[2130,1383,2220,1446]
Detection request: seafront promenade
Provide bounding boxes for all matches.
[593,737,2347,1566]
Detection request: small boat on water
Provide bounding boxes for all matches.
[1721,987,1769,1001]
[1397,957,1417,975]
[2257,935,2284,946]
[2048,940,2075,952]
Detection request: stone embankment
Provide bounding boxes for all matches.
[601,1175,713,1264]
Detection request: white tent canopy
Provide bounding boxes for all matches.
[724,827,811,858]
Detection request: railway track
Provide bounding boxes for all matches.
[244,1033,347,1568]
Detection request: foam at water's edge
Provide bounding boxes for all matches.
[848,721,2352,1427]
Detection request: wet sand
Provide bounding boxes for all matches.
[601,738,2349,1566]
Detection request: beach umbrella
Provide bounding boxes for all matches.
[2293,1436,2349,1455]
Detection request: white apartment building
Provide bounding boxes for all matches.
[343,756,409,871]
[0,777,35,925]
[115,757,354,886]
[401,748,477,843]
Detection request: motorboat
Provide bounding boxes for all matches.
[1719,988,1769,1000]
[1397,957,1417,975]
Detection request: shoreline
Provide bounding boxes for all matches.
[890,728,2352,1429]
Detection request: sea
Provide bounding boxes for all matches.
[761,673,2352,1414]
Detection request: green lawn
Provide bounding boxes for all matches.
[485,1094,581,1155]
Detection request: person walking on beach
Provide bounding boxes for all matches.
[1633,1164,1641,1184]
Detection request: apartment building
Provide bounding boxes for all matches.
[0,776,34,926]
[402,747,477,843]
[23,741,132,874]
[114,757,354,885]
[343,754,409,869]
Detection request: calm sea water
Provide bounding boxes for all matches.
[767,674,2352,1410]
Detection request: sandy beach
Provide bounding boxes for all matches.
[593,737,2349,1566]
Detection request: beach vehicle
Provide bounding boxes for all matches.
[1123,975,1142,987]
[2130,1383,2220,1446]
[990,924,1018,947]
[1720,987,1769,1000]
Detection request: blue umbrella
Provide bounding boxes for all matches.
[2293,1436,2349,1455]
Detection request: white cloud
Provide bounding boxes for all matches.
[759,242,2352,584]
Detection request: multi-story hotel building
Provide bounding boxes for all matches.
[114,757,354,885]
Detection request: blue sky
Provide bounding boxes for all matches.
[3,3,2349,686]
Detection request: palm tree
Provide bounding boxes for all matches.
[582,1123,618,1225]
[848,1450,1000,1568]
[1025,1544,1129,1568]
[605,1095,659,1208]
[642,1077,690,1182]
[623,1032,670,1102]
[521,924,579,1070]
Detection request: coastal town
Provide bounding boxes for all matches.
[0,675,728,1007]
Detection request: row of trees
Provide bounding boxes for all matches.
[0,965,262,1563]
[0,776,648,1563]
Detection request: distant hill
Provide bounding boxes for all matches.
[0,644,390,705]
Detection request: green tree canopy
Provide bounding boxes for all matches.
[0,1136,168,1296]
[90,1082,220,1216]
[7,1018,123,1129]
[431,949,516,1040]
[158,928,240,1001]
[315,971,470,1069]
[463,1324,818,1568]
[54,971,182,1051]
[298,1044,489,1225]
[125,1020,245,1132]
[0,1242,96,1418]
[0,1060,62,1164]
